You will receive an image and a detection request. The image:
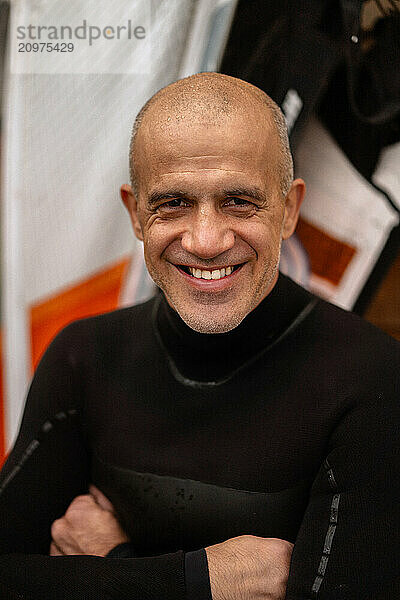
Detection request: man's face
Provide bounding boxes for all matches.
[123,111,302,333]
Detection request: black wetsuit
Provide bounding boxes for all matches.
[0,274,399,599]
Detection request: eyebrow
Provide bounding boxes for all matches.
[147,186,267,208]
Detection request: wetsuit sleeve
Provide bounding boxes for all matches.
[0,552,186,599]
[106,544,212,599]
[285,392,400,599]
[0,325,190,599]
[184,549,213,600]
[0,323,90,555]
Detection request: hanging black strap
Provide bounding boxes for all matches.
[340,0,400,125]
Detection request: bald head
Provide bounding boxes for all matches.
[129,72,293,197]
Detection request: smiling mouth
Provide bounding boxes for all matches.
[178,264,243,280]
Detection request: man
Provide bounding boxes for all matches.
[0,73,399,599]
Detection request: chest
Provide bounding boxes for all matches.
[83,338,341,553]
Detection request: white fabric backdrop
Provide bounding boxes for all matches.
[1,0,238,448]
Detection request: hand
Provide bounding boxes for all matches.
[205,535,293,600]
[50,484,130,556]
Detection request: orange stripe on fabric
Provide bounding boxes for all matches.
[30,257,130,371]
[296,218,357,286]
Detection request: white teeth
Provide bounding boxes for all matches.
[187,265,237,280]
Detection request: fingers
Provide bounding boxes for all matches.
[51,517,78,555]
[50,487,127,557]
[49,541,63,556]
[50,488,129,557]
[64,494,98,522]
[89,484,115,513]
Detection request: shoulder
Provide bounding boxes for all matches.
[288,291,400,461]
[46,296,158,361]
[311,294,400,358]
[61,295,156,333]
[280,271,398,350]
[308,293,399,400]
[282,278,399,400]
[283,275,399,355]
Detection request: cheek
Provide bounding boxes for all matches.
[142,222,179,263]
[240,220,282,259]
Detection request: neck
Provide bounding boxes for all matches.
[155,273,312,384]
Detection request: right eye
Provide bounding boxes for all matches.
[158,198,190,210]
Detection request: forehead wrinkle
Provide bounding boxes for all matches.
[172,154,235,160]
[159,168,247,175]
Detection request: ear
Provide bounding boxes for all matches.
[120,184,143,241]
[281,178,305,240]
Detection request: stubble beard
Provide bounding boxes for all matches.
[149,251,281,335]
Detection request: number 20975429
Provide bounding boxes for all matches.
[18,42,74,52]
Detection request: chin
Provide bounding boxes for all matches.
[175,305,248,334]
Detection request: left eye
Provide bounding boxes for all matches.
[224,197,252,207]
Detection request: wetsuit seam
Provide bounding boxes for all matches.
[92,452,313,495]
[0,409,78,496]
[309,459,341,598]
[152,295,319,389]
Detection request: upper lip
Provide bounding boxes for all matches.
[176,263,244,270]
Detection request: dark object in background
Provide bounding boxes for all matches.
[319,63,399,182]
[222,0,400,157]
[320,8,400,181]
[345,7,400,126]
[221,0,400,315]
[317,2,400,314]
[221,0,346,149]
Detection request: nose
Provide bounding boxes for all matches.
[180,206,235,259]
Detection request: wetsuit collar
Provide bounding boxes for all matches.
[156,273,312,384]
